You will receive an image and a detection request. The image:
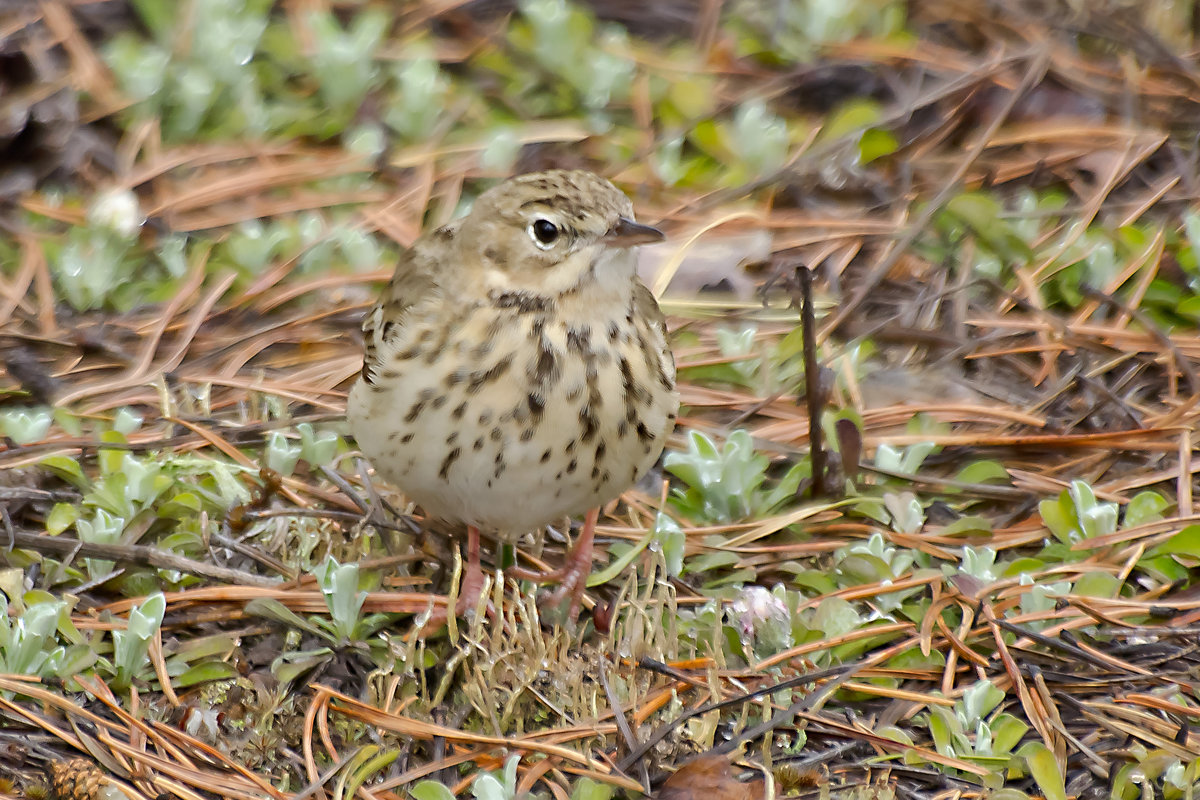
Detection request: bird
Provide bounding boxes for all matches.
[347,169,679,626]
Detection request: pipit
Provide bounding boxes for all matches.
[348,170,678,624]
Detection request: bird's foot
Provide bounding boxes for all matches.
[516,507,599,626]
[410,524,493,637]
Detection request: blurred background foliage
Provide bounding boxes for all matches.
[5,0,1200,798]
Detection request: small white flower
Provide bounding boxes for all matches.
[88,188,144,238]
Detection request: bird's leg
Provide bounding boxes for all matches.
[457,524,488,616]
[516,507,598,623]
[413,525,489,635]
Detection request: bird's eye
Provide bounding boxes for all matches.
[529,219,560,248]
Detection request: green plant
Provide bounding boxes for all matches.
[665,429,806,523]
[0,591,95,691]
[47,187,155,311]
[835,533,926,613]
[40,432,255,590]
[725,0,906,62]
[107,592,167,691]
[0,407,53,445]
[1038,480,1117,553]
[688,99,790,185]
[386,40,448,140]
[247,557,394,684]
[313,557,390,644]
[1015,575,1071,630]
[106,0,273,140]
[0,598,68,680]
[1109,747,1200,800]
[307,7,389,119]
[510,0,634,112]
[264,430,303,476]
[898,679,1029,780]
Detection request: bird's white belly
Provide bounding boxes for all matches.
[348,306,675,536]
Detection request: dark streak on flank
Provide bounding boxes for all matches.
[566,326,591,355]
[438,447,461,479]
[618,355,638,427]
[579,405,598,443]
[468,355,514,394]
[424,310,463,365]
[403,388,435,423]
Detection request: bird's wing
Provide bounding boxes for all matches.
[359,224,456,385]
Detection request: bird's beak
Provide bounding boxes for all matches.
[604,217,665,247]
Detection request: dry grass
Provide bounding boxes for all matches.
[2,0,1200,798]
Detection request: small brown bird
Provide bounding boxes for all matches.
[348,170,678,624]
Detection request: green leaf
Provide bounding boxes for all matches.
[876,725,914,746]
[1072,571,1120,598]
[471,773,505,800]
[46,503,79,536]
[954,460,1010,486]
[990,714,1030,755]
[1002,557,1045,578]
[409,781,457,800]
[1018,742,1066,800]
[569,777,614,800]
[98,429,129,475]
[928,706,957,756]
[245,598,325,638]
[158,492,203,519]
[986,790,1033,800]
[1123,491,1169,528]
[173,661,240,688]
[820,98,884,143]
[1038,492,1077,544]
[315,557,366,641]
[666,75,715,120]
[959,679,1003,724]
[681,549,739,575]
[1137,553,1190,583]
[40,455,89,489]
[128,593,166,639]
[587,525,654,587]
[813,596,860,638]
[1110,763,1141,800]
[1150,524,1200,559]
[271,648,333,684]
[938,516,993,537]
[858,128,898,163]
[344,747,398,800]
[944,192,1034,263]
[655,513,685,577]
